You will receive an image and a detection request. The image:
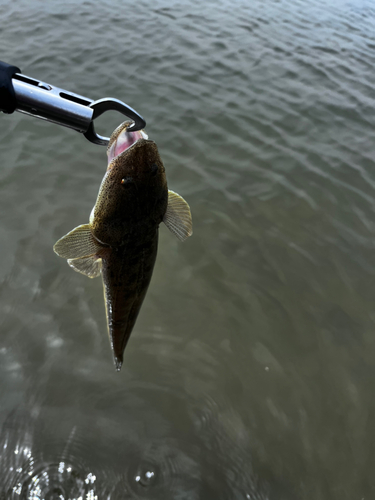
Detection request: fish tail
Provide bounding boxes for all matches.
[114,354,123,372]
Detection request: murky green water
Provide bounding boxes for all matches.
[1,0,375,498]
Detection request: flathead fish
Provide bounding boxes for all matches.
[54,122,192,371]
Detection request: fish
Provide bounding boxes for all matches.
[53,121,193,371]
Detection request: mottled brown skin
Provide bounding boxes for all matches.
[91,139,168,369]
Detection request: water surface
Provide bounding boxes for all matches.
[1,0,375,498]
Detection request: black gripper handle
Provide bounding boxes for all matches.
[0,61,21,114]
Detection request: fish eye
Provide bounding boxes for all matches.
[150,163,158,176]
[121,176,133,187]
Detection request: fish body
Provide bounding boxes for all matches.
[54,122,192,370]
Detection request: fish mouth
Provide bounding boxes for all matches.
[107,121,148,164]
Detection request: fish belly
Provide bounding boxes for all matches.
[101,230,159,370]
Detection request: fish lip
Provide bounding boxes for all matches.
[107,122,149,164]
[107,137,155,167]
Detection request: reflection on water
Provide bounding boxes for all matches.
[1,0,375,498]
[17,464,97,500]
[0,413,96,499]
[0,338,288,499]
[0,370,276,499]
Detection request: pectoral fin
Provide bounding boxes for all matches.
[53,224,103,259]
[54,223,107,278]
[68,256,103,278]
[163,190,193,241]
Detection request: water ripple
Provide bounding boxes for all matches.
[1,0,375,498]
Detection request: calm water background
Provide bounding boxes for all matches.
[0,0,375,498]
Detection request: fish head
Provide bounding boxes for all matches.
[90,122,168,246]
